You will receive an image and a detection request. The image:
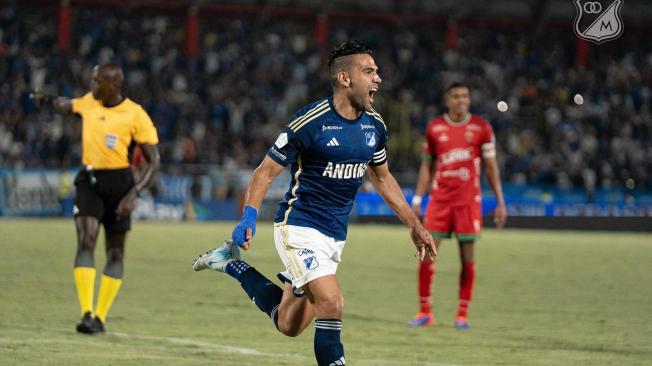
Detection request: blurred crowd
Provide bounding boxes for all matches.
[1,4,650,196]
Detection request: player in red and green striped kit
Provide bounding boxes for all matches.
[408,83,507,329]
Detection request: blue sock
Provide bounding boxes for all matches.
[314,319,345,366]
[228,263,283,326]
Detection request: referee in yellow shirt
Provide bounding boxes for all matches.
[33,64,160,334]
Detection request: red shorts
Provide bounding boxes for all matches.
[423,201,482,241]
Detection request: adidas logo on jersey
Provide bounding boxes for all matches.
[322,162,368,179]
[326,138,340,147]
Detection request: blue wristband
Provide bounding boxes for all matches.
[231,206,258,247]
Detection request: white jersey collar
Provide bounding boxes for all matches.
[443,113,471,126]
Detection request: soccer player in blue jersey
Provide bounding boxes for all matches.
[192,40,436,366]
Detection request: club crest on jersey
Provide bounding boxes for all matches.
[465,130,474,142]
[365,132,376,147]
[105,134,118,149]
[274,133,288,148]
[304,256,319,270]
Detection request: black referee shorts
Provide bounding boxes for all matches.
[74,167,135,233]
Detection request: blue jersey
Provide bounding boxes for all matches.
[267,97,388,240]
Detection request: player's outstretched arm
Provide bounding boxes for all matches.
[367,163,436,260]
[232,156,285,250]
[30,90,73,115]
[483,156,507,228]
[115,144,160,219]
[411,159,433,215]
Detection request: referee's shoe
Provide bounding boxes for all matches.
[76,312,105,334]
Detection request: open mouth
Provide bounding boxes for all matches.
[368,88,377,103]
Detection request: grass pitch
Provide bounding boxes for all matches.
[1,219,651,365]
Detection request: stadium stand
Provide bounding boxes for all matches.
[1,1,650,219]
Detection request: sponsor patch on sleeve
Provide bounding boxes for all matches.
[269,146,287,161]
[274,133,288,148]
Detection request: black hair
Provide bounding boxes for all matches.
[446,82,468,94]
[328,40,373,70]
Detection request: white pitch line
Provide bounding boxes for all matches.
[110,331,308,359]
[1,323,470,366]
[0,337,192,357]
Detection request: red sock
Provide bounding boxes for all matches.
[418,260,435,314]
[457,261,476,319]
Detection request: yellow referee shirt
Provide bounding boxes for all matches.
[72,93,159,169]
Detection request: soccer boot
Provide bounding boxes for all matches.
[90,316,106,333]
[192,240,240,272]
[407,312,435,328]
[76,312,95,334]
[455,316,471,329]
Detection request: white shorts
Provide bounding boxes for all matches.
[274,224,346,289]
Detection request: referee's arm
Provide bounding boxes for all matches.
[29,91,73,115]
[52,97,73,114]
[115,144,160,218]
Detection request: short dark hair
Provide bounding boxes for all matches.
[328,40,373,70]
[446,82,468,94]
